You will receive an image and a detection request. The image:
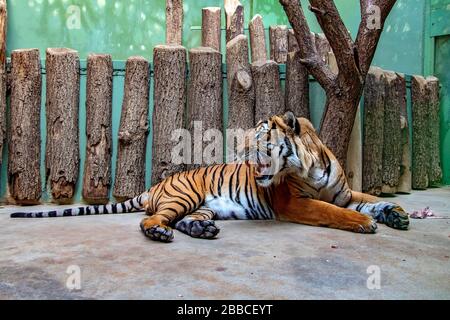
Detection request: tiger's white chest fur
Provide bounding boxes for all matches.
[204,195,248,220]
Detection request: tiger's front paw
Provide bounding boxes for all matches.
[384,206,409,230]
[140,219,174,242]
[354,217,378,234]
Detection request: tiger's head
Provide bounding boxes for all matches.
[251,111,315,187]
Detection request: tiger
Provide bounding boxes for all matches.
[10,111,409,242]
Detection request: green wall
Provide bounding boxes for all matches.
[8,0,426,75]
[1,0,448,202]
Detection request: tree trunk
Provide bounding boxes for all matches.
[411,75,429,189]
[166,0,183,45]
[0,0,6,173]
[8,49,41,204]
[82,54,113,204]
[45,48,80,204]
[269,25,288,64]
[381,70,402,194]
[252,60,284,123]
[187,47,223,169]
[201,7,221,52]
[362,67,385,195]
[224,0,244,43]
[396,73,411,193]
[249,14,267,63]
[285,29,309,118]
[152,45,187,184]
[426,76,442,186]
[113,56,149,200]
[279,0,398,166]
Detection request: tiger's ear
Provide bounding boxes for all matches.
[282,111,301,135]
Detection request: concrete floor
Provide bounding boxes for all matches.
[0,187,449,300]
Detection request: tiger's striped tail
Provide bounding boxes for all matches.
[10,193,150,218]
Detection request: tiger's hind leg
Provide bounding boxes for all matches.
[348,191,409,230]
[175,207,220,239]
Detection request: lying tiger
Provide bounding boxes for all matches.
[11,111,409,242]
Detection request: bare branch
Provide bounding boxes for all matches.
[308,0,361,85]
[355,0,397,77]
[279,0,336,91]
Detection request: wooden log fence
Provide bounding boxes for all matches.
[152,45,187,184]
[82,54,113,204]
[113,56,149,201]
[249,14,267,63]
[45,48,80,204]
[269,25,288,64]
[0,0,6,176]
[9,49,41,204]
[187,47,223,169]
[285,29,309,119]
[0,5,444,205]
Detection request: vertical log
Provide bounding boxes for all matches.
[8,49,41,204]
[188,47,223,169]
[152,45,187,184]
[166,0,183,45]
[315,33,330,64]
[113,56,149,200]
[269,25,288,64]
[45,48,80,203]
[411,75,429,189]
[226,34,254,129]
[362,67,385,195]
[397,73,411,193]
[226,35,255,162]
[202,7,221,52]
[82,54,113,204]
[0,0,6,169]
[381,71,402,194]
[249,14,267,63]
[285,29,309,119]
[426,76,442,186]
[252,60,284,123]
[224,0,244,43]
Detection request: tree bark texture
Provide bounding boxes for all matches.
[224,0,244,43]
[152,45,187,184]
[226,34,254,129]
[314,33,330,64]
[0,0,6,171]
[252,59,284,123]
[8,49,41,204]
[285,29,309,119]
[202,7,221,52]
[45,48,80,203]
[269,25,288,64]
[82,54,113,204]
[187,47,223,169]
[113,56,149,200]
[166,0,183,45]
[249,14,267,63]
[381,70,402,194]
[426,76,442,186]
[396,73,411,193]
[411,75,429,189]
[362,67,385,195]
